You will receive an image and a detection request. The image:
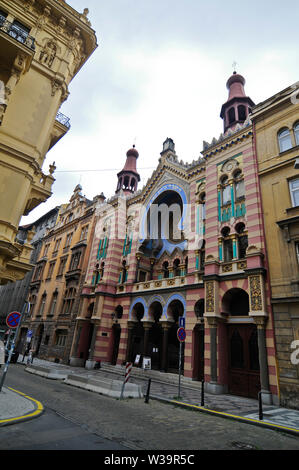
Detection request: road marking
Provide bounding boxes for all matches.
[170,400,299,436]
[0,387,43,425]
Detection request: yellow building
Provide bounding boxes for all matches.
[21,186,105,363]
[251,82,299,409]
[0,0,97,284]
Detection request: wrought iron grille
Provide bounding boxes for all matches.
[56,111,71,129]
[0,17,35,51]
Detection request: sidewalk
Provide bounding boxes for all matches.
[0,384,43,426]
[1,357,299,436]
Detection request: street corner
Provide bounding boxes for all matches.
[0,387,44,427]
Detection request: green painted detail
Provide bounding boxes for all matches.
[231,185,235,217]
[196,255,199,270]
[122,235,127,256]
[219,244,223,262]
[233,239,237,258]
[235,202,246,218]
[222,206,232,222]
[218,191,221,221]
[96,239,103,259]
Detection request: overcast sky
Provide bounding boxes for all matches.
[21,0,299,225]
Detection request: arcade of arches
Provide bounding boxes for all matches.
[109,287,270,400]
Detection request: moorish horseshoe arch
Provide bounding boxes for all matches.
[129,297,148,320]
[139,183,189,257]
[163,293,186,319]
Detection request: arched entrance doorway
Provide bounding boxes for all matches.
[148,301,163,370]
[130,302,145,364]
[193,299,205,381]
[222,288,260,398]
[167,298,185,373]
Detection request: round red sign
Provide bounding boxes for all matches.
[6,311,21,329]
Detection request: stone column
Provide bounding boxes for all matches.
[126,321,135,362]
[208,317,218,384]
[142,321,153,356]
[255,317,272,404]
[160,322,171,372]
[149,258,155,280]
[135,254,141,283]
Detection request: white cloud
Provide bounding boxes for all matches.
[20,1,299,224]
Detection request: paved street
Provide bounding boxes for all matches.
[1,363,299,451]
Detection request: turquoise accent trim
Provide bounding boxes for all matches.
[122,235,127,256]
[233,240,237,258]
[218,191,221,221]
[231,185,235,217]
[196,255,199,270]
[96,239,102,259]
[235,202,246,218]
[222,206,232,222]
[219,244,223,262]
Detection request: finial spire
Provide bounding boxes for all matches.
[232,61,237,74]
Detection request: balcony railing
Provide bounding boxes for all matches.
[0,16,35,51]
[56,111,71,129]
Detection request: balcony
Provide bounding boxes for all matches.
[56,111,71,129]
[116,275,187,294]
[0,16,35,51]
[48,112,71,151]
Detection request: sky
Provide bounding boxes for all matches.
[21,0,299,224]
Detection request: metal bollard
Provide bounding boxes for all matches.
[258,391,263,420]
[145,378,152,404]
[201,380,204,407]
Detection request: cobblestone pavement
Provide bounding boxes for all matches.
[18,357,299,432]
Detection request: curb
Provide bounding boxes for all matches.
[150,395,299,437]
[0,387,44,427]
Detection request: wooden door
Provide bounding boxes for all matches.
[228,324,260,398]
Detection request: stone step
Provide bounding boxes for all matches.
[99,363,204,390]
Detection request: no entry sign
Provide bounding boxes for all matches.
[6,311,21,329]
[177,327,186,342]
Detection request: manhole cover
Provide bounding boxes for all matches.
[231,441,257,450]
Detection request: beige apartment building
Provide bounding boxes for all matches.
[251,82,299,408]
[0,0,97,284]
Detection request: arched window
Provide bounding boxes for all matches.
[238,105,247,121]
[194,299,205,319]
[235,223,248,259]
[221,175,231,205]
[200,239,205,270]
[173,259,180,277]
[221,227,233,262]
[162,261,169,278]
[199,192,206,220]
[121,260,127,283]
[294,122,299,146]
[278,128,292,152]
[233,169,245,200]
[228,107,236,124]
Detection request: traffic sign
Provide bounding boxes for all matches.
[6,311,21,329]
[179,317,185,328]
[177,327,186,342]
